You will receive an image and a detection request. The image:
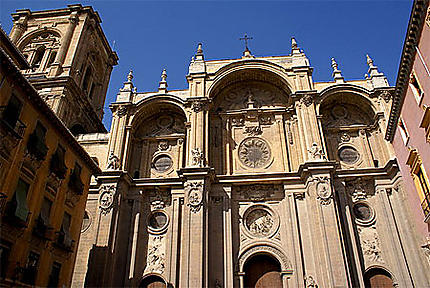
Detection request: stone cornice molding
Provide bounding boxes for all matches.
[386,0,429,141]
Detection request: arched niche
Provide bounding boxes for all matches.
[128,101,186,179]
[70,124,87,136]
[363,267,395,288]
[139,274,167,288]
[244,254,282,288]
[318,90,384,169]
[208,68,293,174]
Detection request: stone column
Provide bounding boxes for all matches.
[295,94,326,162]
[303,168,350,287]
[49,11,79,76]
[179,178,208,287]
[186,98,209,167]
[106,105,129,171]
[222,185,234,287]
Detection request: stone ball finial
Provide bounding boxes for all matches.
[331,58,338,70]
[127,69,133,82]
[161,69,167,81]
[197,43,203,54]
[291,37,298,49]
[366,54,374,67]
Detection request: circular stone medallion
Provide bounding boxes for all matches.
[153,155,173,172]
[338,146,359,164]
[353,203,373,222]
[148,211,168,230]
[238,137,271,168]
[245,208,274,237]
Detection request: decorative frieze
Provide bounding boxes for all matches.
[307,142,326,161]
[237,184,281,201]
[358,226,384,264]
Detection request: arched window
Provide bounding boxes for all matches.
[364,268,394,288]
[82,66,92,92]
[244,254,282,288]
[32,46,45,68]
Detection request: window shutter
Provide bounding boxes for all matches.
[15,179,29,221]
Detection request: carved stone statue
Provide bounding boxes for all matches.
[191,148,204,167]
[106,152,120,170]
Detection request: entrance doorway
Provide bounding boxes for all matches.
[139,275,166,288]
[364,268,394,288]
[244,254,282,288]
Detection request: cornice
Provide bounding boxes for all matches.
[386,0,429,141]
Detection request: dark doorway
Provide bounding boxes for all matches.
[244,254,282,288]
[364,268,393,288]
[139,275,166,288]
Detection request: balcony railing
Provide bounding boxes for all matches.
[421,193,430,223]
[32,216,53,240]
[55,230,74,252]
[0,106,26,139]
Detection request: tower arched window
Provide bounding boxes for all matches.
[32,46,45,68]
[82,66,92,93]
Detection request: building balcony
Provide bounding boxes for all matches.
[26,133,48,162]
[3,200,30,228]
[54,230,75,252]
[68,170,83,195]
[49,153,67,180]
[32,216,53,240]
[0,106,26,159]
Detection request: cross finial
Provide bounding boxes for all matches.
[161,69,167,81]
[158,69,168,93]
[239,33,253,51]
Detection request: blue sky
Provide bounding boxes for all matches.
[1,1,412,130]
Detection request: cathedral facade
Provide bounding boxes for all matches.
[72,40,430,288]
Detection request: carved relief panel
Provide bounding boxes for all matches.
[130,112,186,178]
[233,185,284,247]
[210,81,292,174]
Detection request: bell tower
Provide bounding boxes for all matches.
[9,4,118,134]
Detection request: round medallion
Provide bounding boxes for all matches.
[353,202,373,222]
[81,211,91,233]
[100,191,114,209]
[338,146,359,164]
[157,115,174,128]
[148,211,168,230]
[243,205,278,238]
[331,105,348,119]
[238,137,271,168]
[153,155,173,172]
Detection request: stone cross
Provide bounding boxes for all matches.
[239,33,253,50]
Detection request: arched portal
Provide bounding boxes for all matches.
[139,274,166,288]
[244,254,282,288]
[364,268,394,288]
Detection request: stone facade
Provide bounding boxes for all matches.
[73,38,430,287]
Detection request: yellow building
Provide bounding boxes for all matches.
[0,26,100,287]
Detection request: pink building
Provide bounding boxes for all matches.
[386,0,430,249]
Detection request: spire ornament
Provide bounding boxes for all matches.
[240,33,254,58]
[365,54,389,88]
[291,37,301,55]
[127,69,133,82]
[158,69,168,93]
[331,57,345,83]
